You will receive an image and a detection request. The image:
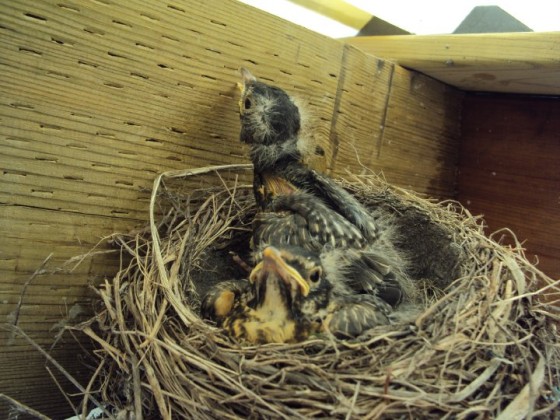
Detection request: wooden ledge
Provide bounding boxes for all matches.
[346,32,560,95]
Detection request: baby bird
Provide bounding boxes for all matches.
[200,245,392,344]
[237,68,411,307]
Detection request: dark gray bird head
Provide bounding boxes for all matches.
[238,68,302,170]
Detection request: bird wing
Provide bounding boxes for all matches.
[253,192,368,251]
[320,248,409,307]
[309,170,378,241]
[324,294,392,338]
[344,251,406,306]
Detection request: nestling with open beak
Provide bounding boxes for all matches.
[201,245,392,343]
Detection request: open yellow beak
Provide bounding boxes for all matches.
[250,247,310,297]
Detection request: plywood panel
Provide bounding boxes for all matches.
[328,46,463,198]
[346,32,560,95]
[327,45,392,176]
[0,0,462,416]
[457,94,560,280]
[375,66,463,196]
[0,344,92,418]
[0,2,340,417]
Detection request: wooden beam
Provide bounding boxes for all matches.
[287,0,371,29]
[346,32,560,95]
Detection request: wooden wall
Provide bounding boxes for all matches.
[0,0,462,416]
[457,93,560,280]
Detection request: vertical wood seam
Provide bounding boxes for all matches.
[452,95,465,199]
[327,44,350,175]
[375,61,395,160]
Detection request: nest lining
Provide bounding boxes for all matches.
[76,164,560,419]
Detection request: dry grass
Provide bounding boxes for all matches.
[74,165,560,419]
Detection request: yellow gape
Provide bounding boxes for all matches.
[249,247,310,297]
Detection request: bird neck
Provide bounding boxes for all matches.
[249,138,302,173]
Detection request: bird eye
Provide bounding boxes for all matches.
[309,268,321,284]
[244,97,252,109]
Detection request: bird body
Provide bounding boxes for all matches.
[201,246,393,343]
[237,68,413,307]
[238,70,379,253]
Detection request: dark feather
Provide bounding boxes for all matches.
[325,294,392,338]
[253,192,367,251]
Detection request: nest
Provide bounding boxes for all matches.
[76,164,560,419]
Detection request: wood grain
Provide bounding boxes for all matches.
[457,94,560,280]
[324,45,463,197]
[374,65,463,196]
[346,32,560,95]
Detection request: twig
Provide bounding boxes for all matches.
[0,393,52,420]
[131,355,144,420]
[81,359,106,420]
[4,325,114,420]
[346,381,361,420]
[230,252,252,273]
[45,365,78,415]
[9,253,53,332]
